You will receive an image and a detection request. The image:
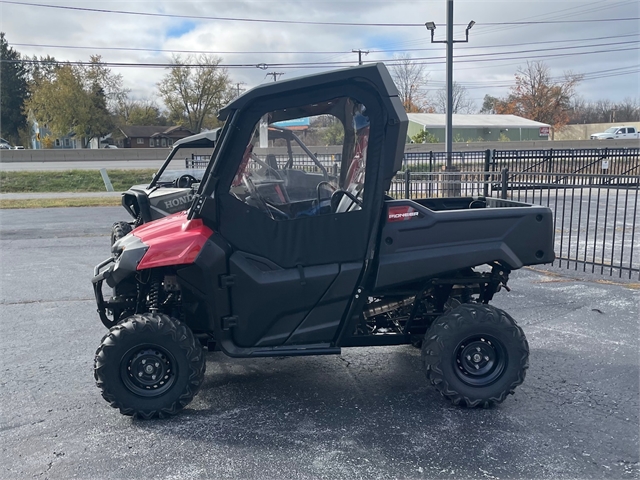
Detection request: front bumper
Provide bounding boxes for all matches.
[92,234,148,328]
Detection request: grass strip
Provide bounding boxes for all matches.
[0,197,121,209]
[0,169,156,193]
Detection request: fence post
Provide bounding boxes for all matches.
[483,149,491,197]
[405,169,411,199]
[501,168,508,199]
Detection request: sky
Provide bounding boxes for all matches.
[1,0,639,113]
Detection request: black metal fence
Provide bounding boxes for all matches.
[247,146,639,181]
[402,147,639,177]
[185,154,211,169]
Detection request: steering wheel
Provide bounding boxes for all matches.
[330,189,363,213]
[175,174,199,188]
[242,175,288,220]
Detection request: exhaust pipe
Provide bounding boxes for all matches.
[364,296,415,318]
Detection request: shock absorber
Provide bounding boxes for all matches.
[148,272,161,313]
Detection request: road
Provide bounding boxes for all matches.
[0,160,165,171]
[0,207,638,479]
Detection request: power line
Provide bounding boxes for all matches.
[7,40,638,69]
[4,45,638,70]
[11,33,639,57]
[1,1,639,27]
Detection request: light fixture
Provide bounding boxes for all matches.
[467,20,475,30]
[425,21,436,31]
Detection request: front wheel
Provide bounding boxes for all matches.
[110,221,132,246]
[421,304,529,408]
[94,313,206,418]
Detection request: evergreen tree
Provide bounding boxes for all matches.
[0,33,29,144]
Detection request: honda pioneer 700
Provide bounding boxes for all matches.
[110,129,220,244]
[93,64,554,418]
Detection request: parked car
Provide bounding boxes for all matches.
[92,63,555,418]
[590,126,639,140]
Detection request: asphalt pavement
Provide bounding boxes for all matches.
[0,207,638,479]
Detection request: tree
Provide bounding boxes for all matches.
[612,97,640,123]
[501,61,582,128]
[412,129,438,144]
[480,95,499,114]
[81,55,128,112]
[27,54,59,84]
[25,58,116,147]
[0,33,29,144]
[388,54,432,113]
[480,94,518,115]
[322,121,344,145]
[115,98,168,126]
[435,82,476,114]
[568,96,640,124]
[157,54,232,133]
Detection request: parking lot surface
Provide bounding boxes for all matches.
[0,207,638,479]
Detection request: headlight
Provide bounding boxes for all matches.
[106,235,149,287]
[111,233,138,258]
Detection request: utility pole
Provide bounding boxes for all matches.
[266,72,285,82]
[352,49,369,65]
[260,73,284,147]
[426,2,475,171]
[235,82,246,98]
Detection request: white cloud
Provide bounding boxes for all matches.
[2,0,638,108]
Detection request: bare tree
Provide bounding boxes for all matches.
[157,54,232,132]
[435,82,476,114]
[610,97,640,123]
[567,97,639,124]
[388,54,431,113]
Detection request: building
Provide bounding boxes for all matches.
[407,114,551,143]
[117,125,195,148]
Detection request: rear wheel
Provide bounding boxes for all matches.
[94,313,206,418]
[110,221,132,245]
[421,304,528,407]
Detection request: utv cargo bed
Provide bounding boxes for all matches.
[376,197,554,289]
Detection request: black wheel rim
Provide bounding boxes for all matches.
[454,334,506,387]
[120,344,177,397]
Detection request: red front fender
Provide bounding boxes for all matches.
[134,212,213,270]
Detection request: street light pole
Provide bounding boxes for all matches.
[445,0,454,169]
[426,1,474,170]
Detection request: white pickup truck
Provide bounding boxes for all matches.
[590,126,639,140]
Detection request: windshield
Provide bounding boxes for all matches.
[150,146,213,187]
[604,127,618,133]
[228,97,369,220]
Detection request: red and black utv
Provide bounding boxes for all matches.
[93,64,554,418]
